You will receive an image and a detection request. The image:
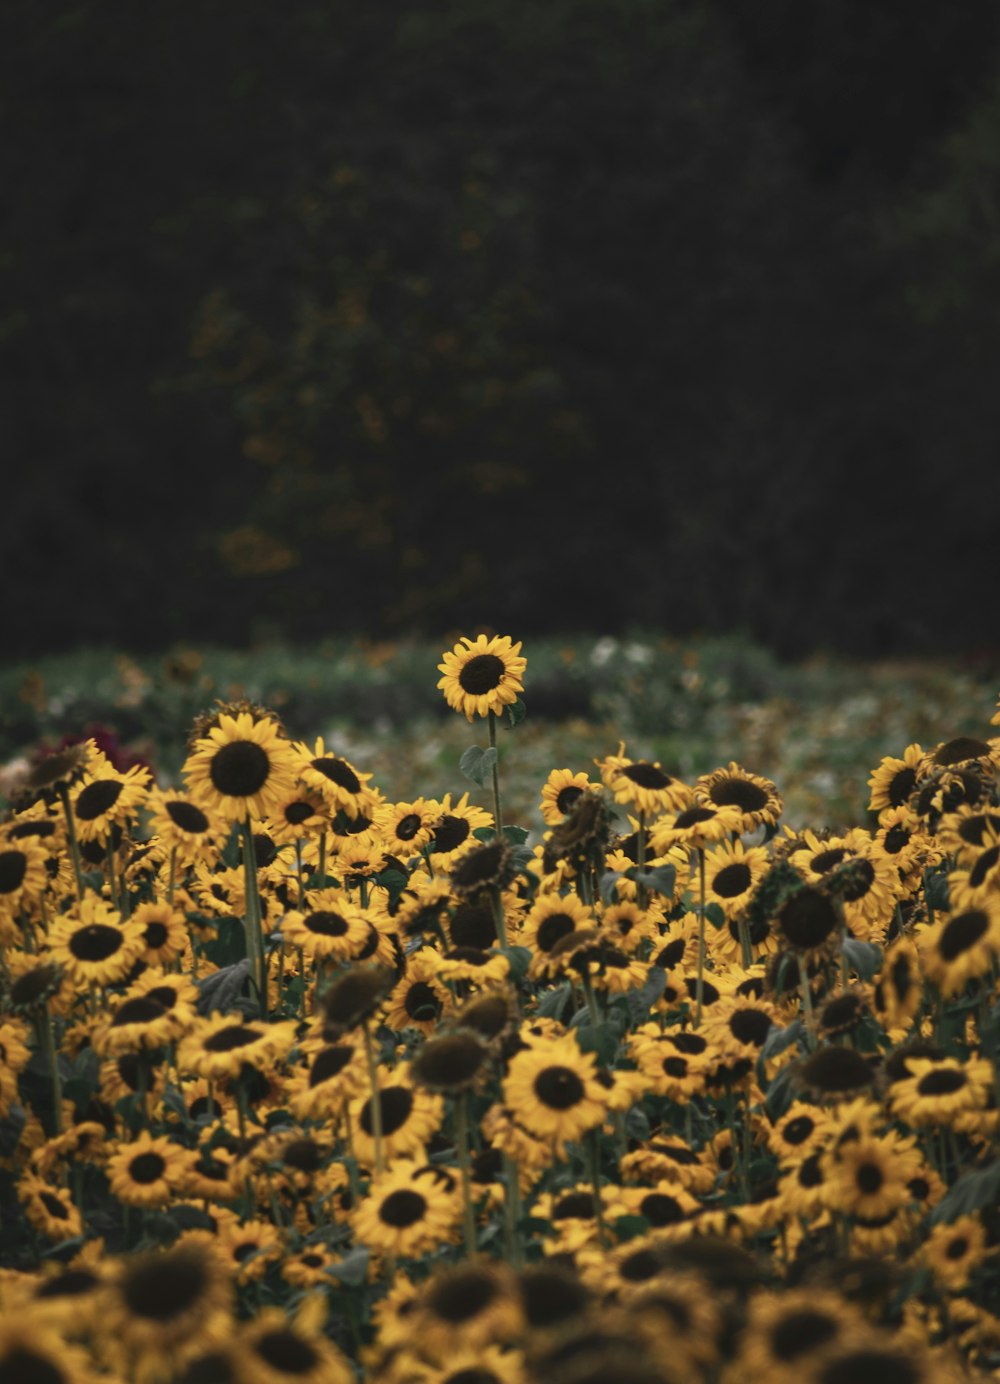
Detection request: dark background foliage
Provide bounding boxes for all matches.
[5,0,1000,659]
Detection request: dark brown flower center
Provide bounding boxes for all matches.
[166,800,211,833]
[620,762,670,790]
[121,1250,208,1320]
[556,785,584,813]
[203,1024,260,1053]
[379,1188,427,1227]
[534,1065,585,1109]
[883,825,911,854]
[729,1009,771,1046]
[69,924,125,962]
[712,862,752,897]
[449,902,496,950]
[937,909,989,959]
[310,756,361,792]
[0,851,28,893]
[537,912,577,953]
[887,767,916,808]
[144,921,169,949]
[361,1086,414,1136]
[776,889,839,951]
[798,1045,874,1094]
[709,777,770,812]
[395,813,423,841]
[413,1033,486,1088]
[309,1044,354,1086]
[431,815,471,853]
[113,996,168,1026]
[916,1068,966,1095]
[457,654,505,694]
[639,1192,685,1226]
[0,1350,66,1384]
[782,1115,815,1145]
[255,1330,317,1375]
[404,981,441,1022]
[933,737,991,766]
[304,910,349,936]
[817,1349,918,1384]
[771,1310,838,1361]
[130,1152,167,1184]
[428,1267,500,1321]
[209,742,270,797]
[856,1162,883,1195]
[75,779,124,820]
[969,845,1000,888]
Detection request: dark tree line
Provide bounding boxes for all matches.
[4,0,1000,658]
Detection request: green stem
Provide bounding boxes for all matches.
[502,1154,523,1268]
[581,973,601,1026]
[488,711,504,835]
[456,1094,477,1256]
[488,887,508,949]
[105,837,120,911]
[166,847,177,907]
[737,915,752,971]
[37,1009,63,1135]
[241,819,267,1017]
[57,784,86,902]
[798,954,817,1048]
[362,1018,385,1175]
[636,809,647,910]
[587,1128,608,1249]
[694,848,707,1028]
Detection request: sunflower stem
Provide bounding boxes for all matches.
[581,973,601,1026]
[636,809,648,910]
[502,1154,523,1268]
[57,784,86,903]
[737,915,752,971]
[105,837,120,911]
[36,1009,63,1136]
[362,1017,385,1175]
[456,1093,477,1257]
[694,848,707,1029]
[587,1128,608,1249]
[487,711,504,836]
[488,887,508,949]
[797,954,817,1047]
[241,819,267,1019]
[166,847,177,907]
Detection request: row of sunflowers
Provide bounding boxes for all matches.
[0,633,999,1384]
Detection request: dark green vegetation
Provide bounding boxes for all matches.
[3,635,996,829]
[5,0,1000,656]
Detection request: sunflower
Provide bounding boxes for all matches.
[0,836,48,916]
[348,1068,443,1166]
[771,885,842,963]
[48,897,147,988]
[107,1131,193,1208]
[420,1345,526,1384]
[806,1336,954,1384]
[823,1133,922,1221]
[92,988,183,1056]
[413,1262,522,1353]
[412,1029,491,1094]
[104,1244,232,1380]
[382,950,453,1036]
[130,899,189,967]
[540,769,596,826]
[767,1101,832,1162]
[690,761,781,830]
[937,805,1000,863]
[947,838,1000,909]
[597,742,691,816]
[236,1302,352,1384]
[178,1014,297,1082]
[18,1172,84,1240]
[702,838,769,919]
[184,711,299,823]
[737,1288,864,1382]
[212,1211,284,1282]
[922,1214,989,1293]
[0,1318,97,1384]
[266,787,330,844]
[280,1246,341,1290]
[597,899,661,954]
[917,897,1000,997]
[437,634,526,722]
[293,736,375,822]
[522,891,595,962]
[890,1057,993,1127]
[374,797,439,856]
[503,1035,607,1151]
[649,802,743,853]
[627,1027,710,1102]
[281,891,371,964]
[319,963,395,1034]
[352,1157,461,1258]
[867,744,923,818]
[436,946,511,986]
[69,761,151,843]
[426,793,495,868]
[145,787,226,863]
[792,1045,878,1104]
[873,936,923,1032]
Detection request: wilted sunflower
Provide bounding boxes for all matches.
[437,634,526,722]
[597,743,691,816]
[412,1029,491,1093]
[185,711,299,823]
[792,1045,878,1104]
[503,1035,607,1150]
[771,885,842,962]
[918,897,1000,996]
[107,1132,193,1208]
[806,1336,954,1384]
[353,1158,461,1258]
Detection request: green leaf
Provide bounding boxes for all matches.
[460,745,497,787]
[925,869,951,914]
[575,1021,621,1067]
[842,938,881,981]
[502,825,530,844]
[506,697,527,728]
[625,1106,650,1141]
[703,903,726,930]
[613,1215,651,1240]
[499,946,532,983]
[203,916,247,969]
[624,966,666,1022]
[599,870,624,904]
[374,868,408,906]
[536,982,573,1019]
[197,959,252,1015]
[930,1160,1000,1225]
[764,1064,795,1121]
[761,1019,803,1062]
[633,863,677,898]
[328,1246,371,1285]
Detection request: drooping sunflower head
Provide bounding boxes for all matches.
[437,634,527,722]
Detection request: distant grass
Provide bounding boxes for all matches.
[2,634,997,832]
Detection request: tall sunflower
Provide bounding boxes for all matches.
[184,711,299,823]
[437,634,526,722]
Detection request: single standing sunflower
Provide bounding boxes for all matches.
[437,634,526,722]
[184,711,299,823]
[503,1034,607,1151]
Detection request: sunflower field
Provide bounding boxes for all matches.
[1,634,1000,1384]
